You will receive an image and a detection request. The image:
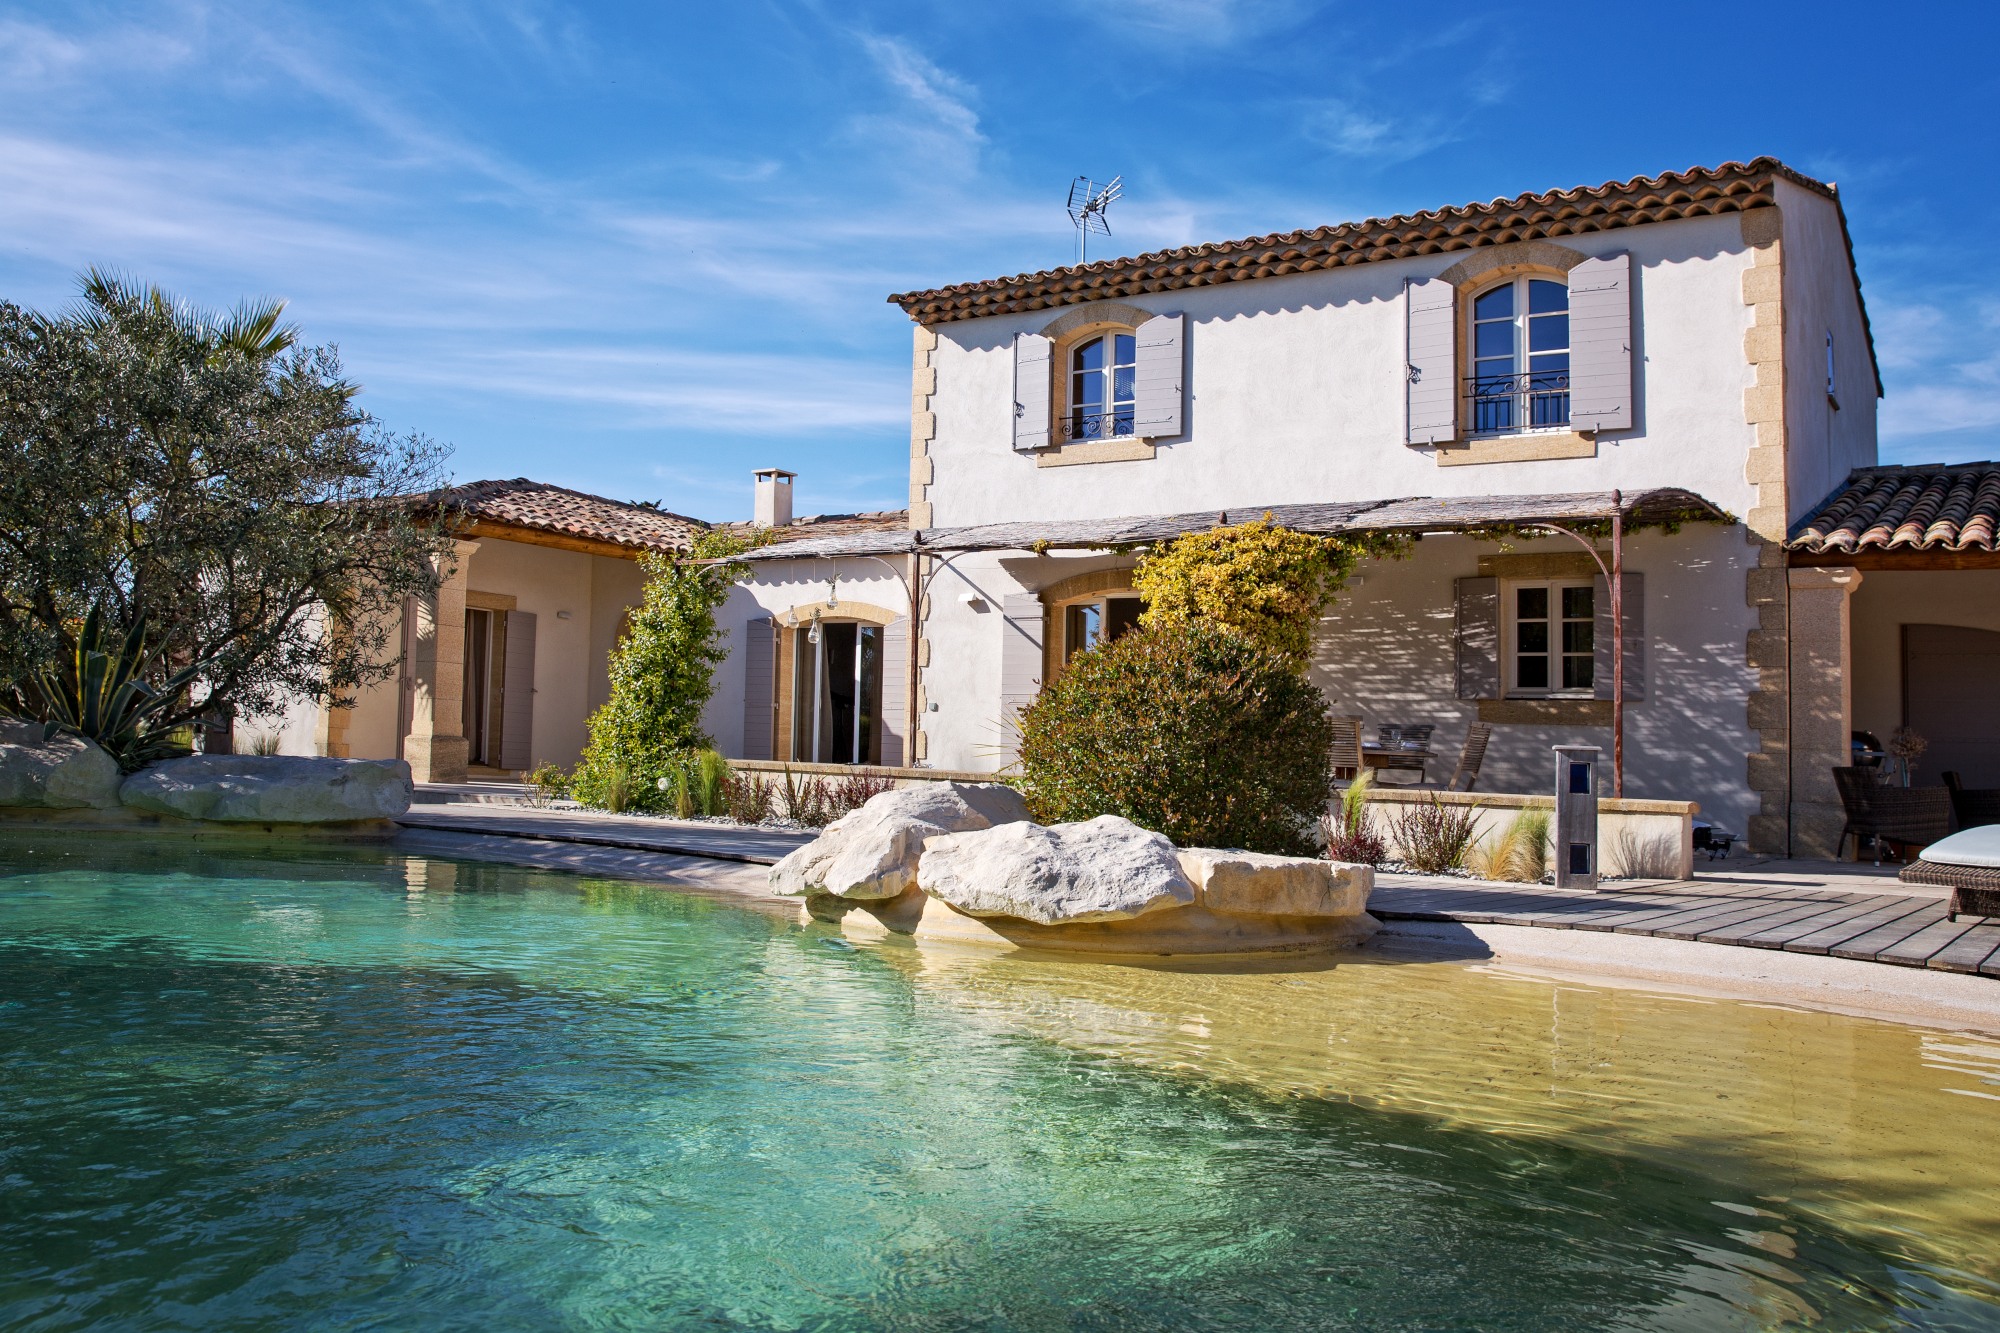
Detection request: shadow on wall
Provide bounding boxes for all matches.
[1307,537,1758,833]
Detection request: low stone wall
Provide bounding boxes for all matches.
[1363,789,1699,881]
[729,758,1007,788]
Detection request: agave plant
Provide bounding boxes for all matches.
[5,603,204,771]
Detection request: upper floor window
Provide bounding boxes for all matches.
[1068,333,1136,442]
[1468,277,1570,436]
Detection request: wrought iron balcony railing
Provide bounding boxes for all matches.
[1466,372,1570,436]
[1062,409,1136,442]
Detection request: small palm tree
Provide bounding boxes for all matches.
[75,267,299,362]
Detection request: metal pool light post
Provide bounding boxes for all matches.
[1553,745,1601,890]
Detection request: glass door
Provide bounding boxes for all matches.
[791,621,884,764]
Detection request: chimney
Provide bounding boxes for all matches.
[752,468,796,529]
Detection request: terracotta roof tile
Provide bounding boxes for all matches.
[1789,463,2000,553]
[422,478,706,553]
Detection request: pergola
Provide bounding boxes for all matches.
[746,487,1732,796]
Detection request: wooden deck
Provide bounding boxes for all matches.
[1369,871,2000,976]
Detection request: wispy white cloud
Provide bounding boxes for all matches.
[1874,297,2000,453]
[848,33,984,177]
[1110,0,1321,44]
[1299,99,1455,163]
[383,345,908,434]
[0,13,195,83]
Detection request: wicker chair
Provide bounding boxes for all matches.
[1901,859,2000,921]
[1943,771,2000,830]
[1330,714,1365,782]
[1832,766,1953,864]
[1443,724,1493,793]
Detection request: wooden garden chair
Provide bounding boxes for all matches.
[1440,723,1492,792]
[1330,714,1364,782]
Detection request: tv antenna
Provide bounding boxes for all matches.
[1067,175,1122,264]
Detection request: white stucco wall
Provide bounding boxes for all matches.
[911,527,1762,835]
[707,557,912,759]
[1777,178,1879,521]
[924,212,1763,529]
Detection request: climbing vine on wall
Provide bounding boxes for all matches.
[568,530,760,812]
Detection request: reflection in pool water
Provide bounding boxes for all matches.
[1,837,1996,1330]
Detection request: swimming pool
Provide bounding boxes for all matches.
[2,835,1996,1329]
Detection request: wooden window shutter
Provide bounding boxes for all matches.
[1593,573,1645,702]
[1012,333,1052,451]
[878,616,909,767]
[1134,312,1186,438]
[998,592,1045,762]
[1454,577,1500,700]
[498,611,537,771]
[741,616,776,760]
[1405,277,1458,445]
[1568,252,1634,432]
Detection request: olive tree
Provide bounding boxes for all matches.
[0,271,454,729]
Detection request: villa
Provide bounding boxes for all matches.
[295,158,1999,863]
[713,158,1999,860]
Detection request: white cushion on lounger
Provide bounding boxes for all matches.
[1919,825,2000,869]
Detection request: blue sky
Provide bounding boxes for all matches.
[2,1,1994,521]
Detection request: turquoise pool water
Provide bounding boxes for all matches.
[2,837,1996,1330]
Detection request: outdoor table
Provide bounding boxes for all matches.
[1362,743,1435,781]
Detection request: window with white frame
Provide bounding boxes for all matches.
[1067,332,1137,441]
[1506,581,1594,695]
[1468,276,1570,435]
[1825,330,1839,409]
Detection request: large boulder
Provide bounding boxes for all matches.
[119,755,413,822]
[918,815,1196,925]
[1177,848,1371,918]
[0,719,123,810]
[770,782,1031,901]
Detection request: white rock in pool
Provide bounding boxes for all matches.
[0,719,122,810]
[119,755,414,823]
[769,782,1032,901]
[918,815,1196,925]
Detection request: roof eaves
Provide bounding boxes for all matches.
[888,159,1821,326]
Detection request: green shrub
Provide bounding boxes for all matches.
[660,748,734,818]
[569,531,756,811]
[1016,621,1336,855]
[526,762,570,805]
[1321,769,1386,865]
[1392,795,1482,873]
[1132,517,1406,667]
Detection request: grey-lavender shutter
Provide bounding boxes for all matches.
[878,616,909,767]
[1133,312,1185,438]
[1568,252,1633,432]
[742,616,775,760]
[1405,277,1458,444]
[998,592,1045,761]
[1593,573,1645,702]
[1012,333,1052,451]
[498,611,537,771]
[1454,577,1500,700]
